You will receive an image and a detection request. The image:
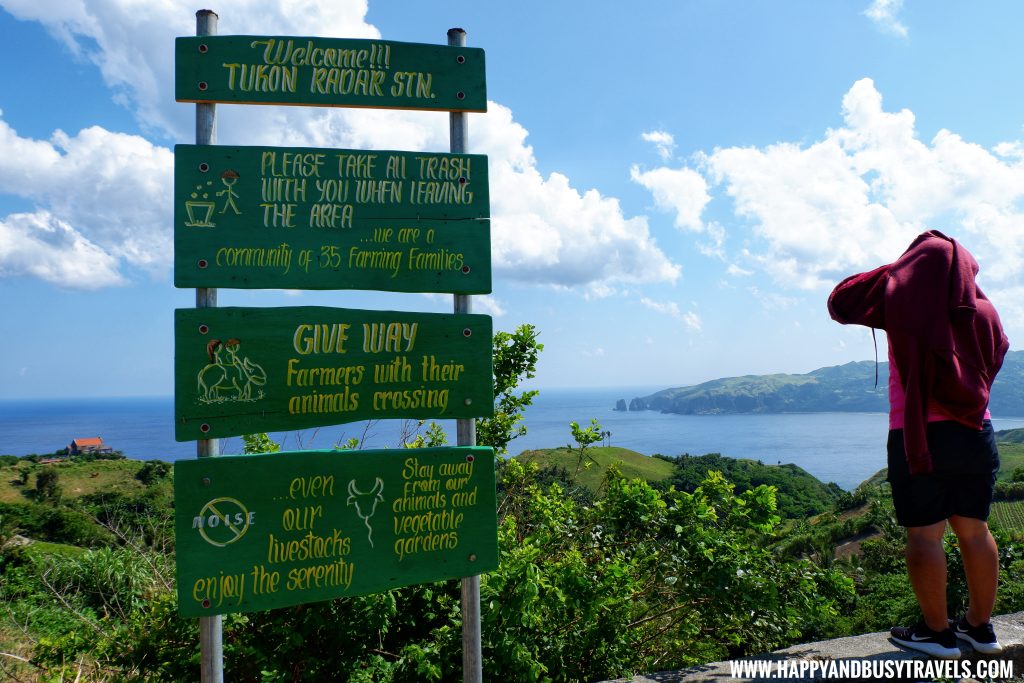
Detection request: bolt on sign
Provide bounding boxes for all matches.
[175,446,498,617]
[176,36,486,112]
[175,306,493,441]
[174,144,490,293]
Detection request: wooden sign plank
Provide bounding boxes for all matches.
[174,144,490,293]
[174,307,493,441]
[176,36,486,112]
[174,446,498,617]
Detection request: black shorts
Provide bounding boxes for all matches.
[886,420,999,528]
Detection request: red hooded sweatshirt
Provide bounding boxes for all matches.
[827,231,1008,474]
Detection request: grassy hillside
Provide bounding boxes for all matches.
[516,446,674,493]
[514,447,841,519]
[998,442,1024,481]
[843,442,1023,489]
[658,452,842,518]
[0,457,149,504]
[997,427,1024,444]
[632,361,888,415]
[630,350,1024,416]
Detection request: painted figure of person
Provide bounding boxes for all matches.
[217,169,241,215]
[828,230,1008,658]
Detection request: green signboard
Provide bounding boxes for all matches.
[174,446,497,617]
[174,144,490,293]
[176,36,486,112]
[175,306,493,441]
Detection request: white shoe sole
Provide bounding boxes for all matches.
[954,632,1003,654]
[891,636,962,659]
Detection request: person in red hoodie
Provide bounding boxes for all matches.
[829,230,1008,659]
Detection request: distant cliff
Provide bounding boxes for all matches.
[627,350,1024,417]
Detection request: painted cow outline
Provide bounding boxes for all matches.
[347,478,384,547]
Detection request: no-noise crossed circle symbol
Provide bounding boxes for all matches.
[196,497,251,547]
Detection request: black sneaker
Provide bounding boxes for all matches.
[890,622,961,658]
[952,616,1003,654]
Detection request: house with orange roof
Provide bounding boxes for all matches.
[65,437,114,456]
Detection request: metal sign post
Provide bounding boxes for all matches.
[449,26,483,683]
[194,10,224,683]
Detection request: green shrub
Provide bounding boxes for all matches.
[34,467,61,501]
[995,481,1024,501]
[136,459,172,486]
[0,502,113,548]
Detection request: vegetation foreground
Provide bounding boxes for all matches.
[2,326,1024,681]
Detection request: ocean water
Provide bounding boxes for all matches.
[3,389,1024,491]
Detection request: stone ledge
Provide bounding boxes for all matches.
[601,611,1024,683]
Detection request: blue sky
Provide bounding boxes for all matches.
[2,0,1023,399]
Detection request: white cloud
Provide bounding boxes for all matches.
[0,117,174,282]
[993,142,1024,161]
[864,0,908,37]
[486,105,681,289]
[986,284,1024,340]
[472,295,506,317]
[0,0,379,139]
[642,130,676,160]
[634,78,1024,308]
[420,292,502,316]
[746,286,798,311]
[630,164,710,233]
[0,2,680,292]
[639,297,702,332]
[705,129,912,289]
[0,211,125,288]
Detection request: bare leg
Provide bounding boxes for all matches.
[949,515,999,626]
[906,521,949,631]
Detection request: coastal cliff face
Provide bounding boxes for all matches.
[627,351,1024,416]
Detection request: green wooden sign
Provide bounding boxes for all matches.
[174,144,490,293]
[174,446,497,617]
[176,36,486,112]
[175,306,493,441]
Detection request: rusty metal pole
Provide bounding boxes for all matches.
[194,9,223,683]
[448,27,483,683]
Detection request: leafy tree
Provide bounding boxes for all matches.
[34,467,61,502]
[660,453,842,519]
[475,463,853,679]
[242,432,281,454]
[136,459,172,486]
[476,324,543,454]
[568,418,603,476]
[0,502,113,548]
[403,420,449,449]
